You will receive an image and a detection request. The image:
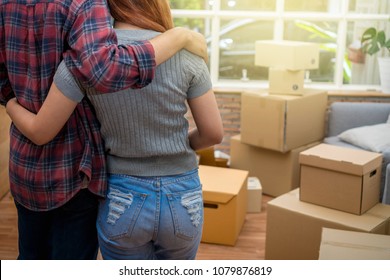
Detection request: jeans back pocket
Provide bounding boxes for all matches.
[97,187,147,240]
[167,188,203,241]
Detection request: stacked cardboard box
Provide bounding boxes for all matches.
[231,41,327,197]
[265,144,387,259]
[0,107,11,199]
[230,40,327,197]
[299,143,383,215]
[230,135,319,197]
[240,89,327,153]
[319,228,390,260]
[255,40,319,95]
[248,41,389,259]
[265,189,390,260]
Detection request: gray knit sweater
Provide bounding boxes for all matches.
[54,29,212,176]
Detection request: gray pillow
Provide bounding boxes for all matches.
[338,123,390,153]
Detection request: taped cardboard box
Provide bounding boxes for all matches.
[255,40,319,70]
[265,189,390,260]
[240,89,327,152]
[230,134,319,197]
[0,107,11,199]
[268,68,305,95]
[319,228,390,260]
[199,165,248,246]
[247,177,262,213]
[300,144,382,215]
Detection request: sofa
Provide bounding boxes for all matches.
[323,102,390,205]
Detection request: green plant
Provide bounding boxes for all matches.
[361,22,390,55]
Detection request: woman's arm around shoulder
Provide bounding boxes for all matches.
[6,83,78,146]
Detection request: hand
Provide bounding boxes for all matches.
[150,27,209,65]
[5,97,17,113]
[183,28,208,63]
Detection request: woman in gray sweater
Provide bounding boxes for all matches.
[7,0,223,259]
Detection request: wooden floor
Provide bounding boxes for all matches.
[0,191,272,260]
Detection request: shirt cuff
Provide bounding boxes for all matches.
[54,61,85,103]
[130,40,156,89]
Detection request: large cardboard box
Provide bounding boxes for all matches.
[268,68,304,95]
[247,177,262,213]
[240,89,327,152]
[319,228,390,260]
[230,134,318,197]
[255,40,319,70]
[265,189,390,260]
[0,107,11,199]
[199,165,248,246]
[299,144,382,215]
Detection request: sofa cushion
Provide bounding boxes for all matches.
[323,136,361,149]
[338,123,390,153]
[327,102,390,136]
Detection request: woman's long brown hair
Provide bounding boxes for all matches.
[107,0,174,32]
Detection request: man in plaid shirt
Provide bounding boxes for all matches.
[0,0,206,259]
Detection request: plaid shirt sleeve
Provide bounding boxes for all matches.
[63,0,156,93]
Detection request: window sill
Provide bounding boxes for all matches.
[213,87,390,98]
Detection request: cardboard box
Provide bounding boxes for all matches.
[230,134,319,197]
[0,107,11,199]
[299,144,383,215]
[319,228,390,260]
[265,189,390,260]
[199,165,248,246]
[196,146,216,166]
[268,68,304,95]
[247,177,262,213]
[255,40,319,70]
[240,89,327,152]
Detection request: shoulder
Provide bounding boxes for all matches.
[177,49,208,76]
[116,29,162,43]
[180,49,205,63]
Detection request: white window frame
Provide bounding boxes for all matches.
[171,0,390,91]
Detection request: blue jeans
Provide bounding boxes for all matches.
[15,189,99,260]
[97,169,203,260]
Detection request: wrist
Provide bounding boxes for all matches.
[174,27,191,48]
[5,97,16,113]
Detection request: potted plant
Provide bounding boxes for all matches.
[361,22,390,93]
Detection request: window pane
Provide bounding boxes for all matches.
[215,19,274,80]
[283,20,338,83]
[284,0,340,12]
[346,20,390,85]
[173,18,210,35]
[170,0,211,10]
[220,0,276,11]
[349,0,390,14]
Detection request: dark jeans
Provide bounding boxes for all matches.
[15,189,99,260]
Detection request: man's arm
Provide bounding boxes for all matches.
[63,0,207,93]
